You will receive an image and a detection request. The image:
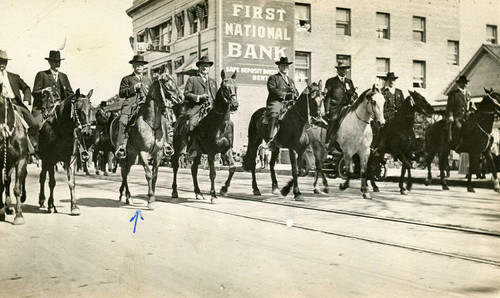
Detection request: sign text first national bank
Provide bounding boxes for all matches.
[222,1,294,84]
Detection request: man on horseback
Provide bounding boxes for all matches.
[115,55,152,159]
[33,50,74,119]
[446,75,475,151]
[375,72,405,154]
[94,101,109,148]
[0,50,38,154]
[265,56,299,151]
[182,55,217,158]
[324,61,358,150]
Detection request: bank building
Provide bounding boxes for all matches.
[126,0,500,150]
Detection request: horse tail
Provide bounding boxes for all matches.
[243,110,261,172]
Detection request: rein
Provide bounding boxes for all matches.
[1,96,16,185]
[354,96,372,124]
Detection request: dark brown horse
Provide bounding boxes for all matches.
[93,112,117,176]
[0,89,29,225]
[111,72,182,208]
[243,81,324,201]
[38,89,94,214]
[424,88,500,192]
[171,71,238,203]
[371,90,433,194]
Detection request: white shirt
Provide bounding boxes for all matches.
[0,70,15,98]
[279,72,289,84]
[50,69,59,82]
[387,87,396,94]
[458,87,466,96]
[338,75,345,84]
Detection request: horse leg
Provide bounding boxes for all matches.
[47,163,57,213]
[467,153,479,193]
[137,151,154,207]
[13,160,27,225]
[149,151,162,209]
[207,154,217,204]
[289,150,304,201]
[191,154,204,200]
[424,148,437,186]
[4,169,14,215]
[399,165,408,195]
[171,150,180,199]
[483,151,500,192]
[313,166,321,194]
[119,153,136,204]
[220,149,236,196]
[270,149,280,195]
[39,161,48,208]
[339,155,352,191]
[438,147,450,190]
[102,152,109,176]
[359,150,371,199]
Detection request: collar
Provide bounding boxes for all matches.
[458,87,466,94]
[0,70,7,77]
[338,75,346,82]
[279,71,288,78]
[387,87,396,94]
[50,69,59,76]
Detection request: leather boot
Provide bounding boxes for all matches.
[115,121,128,159]
[267,117,278,151]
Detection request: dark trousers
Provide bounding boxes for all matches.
[16,105,39,143]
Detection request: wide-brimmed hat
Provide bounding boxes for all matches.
[456,75,469,84]
[0,50,11,61]
[275,57,293,65]
[196,55,214,67]
[45,50,65,61]
[129,54,148,65]
[335,61,350,69]
[378,72,398,80]
[99,101,107,108]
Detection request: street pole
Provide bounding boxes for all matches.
[198,31,202,59]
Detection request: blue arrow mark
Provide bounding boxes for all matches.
[130,210,144,233]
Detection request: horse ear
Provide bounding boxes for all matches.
[318,80,323,91]
[484,87,491,94]
[372,84,377,92]
[231,71,237,80]
[221,70,226,80]
[75,89,80,97]
[86,89,93,99]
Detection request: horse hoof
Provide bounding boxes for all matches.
[48,207,53,214]
[253,189,261,196]
[442,185,450,191]
[210,197,217,204]
[400,189,408,195]
[467,187,475,193]
[294,195,305,202]
[171,191,179,199]
[322,187,329,194]
[272,187,281,195]
[281,187,290,197]
[96,171,100,175]
[148,201,158,210]
[0,209,5,221]
[85,172,90,176]
[313,188,322,194]
[220,186,228,196]
[363,193,372,200]
[196,193,205,200]
[126,198,130,205]
[70,207,80,216]
[424,180,430,186]
[103,172,108,176]
[373,187,380,192]
[4,207,14,215]
[339,184,347,191]
[13,215,25,225]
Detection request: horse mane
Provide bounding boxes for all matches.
[347,89,370,113]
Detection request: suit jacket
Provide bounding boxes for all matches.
[4,72,31,108]
[446,88,471,120]
[119,73,153,101]
[324,76,356,117]
[184,74,217,115]
[32,70,73,110]
[266,73,298,114]
[383,87,404,119]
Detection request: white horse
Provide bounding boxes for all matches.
[336,84,385,199]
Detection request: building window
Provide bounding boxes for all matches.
[376,58,390,80]
[487,25,497,44]
[161,18,173,46]
[196,1,209,30]
[149,26,161,46]
[137,31,146,43]
[413,60,426,88]
[447,40,459,65]
[376,12,390,39]
[413,16,426,42]
[174,56,185,86]
[187,6,198,34]
[166,60,173,75]
[336,8,350,36]
[336,54,351,78]
[175,11,185,39]
[295,3,311,32]
[295,52,311,83]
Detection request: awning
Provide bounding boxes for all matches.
[175,54,199,76]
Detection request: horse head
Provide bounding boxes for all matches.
[157,70,184,107]
[366,84,385,126]
[41,89,59,119]
[305,80,324,117]
[219,70,239,112]
[71,89,93,136]
[408,90,433,116]
[480,88,500,114]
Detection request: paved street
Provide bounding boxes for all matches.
[1,164,500,297]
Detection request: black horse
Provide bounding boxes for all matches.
[243,81,323,201]
[424,88,500,192]
[171,70,238,203]
[371,90,433,194]
[38,89,94,214]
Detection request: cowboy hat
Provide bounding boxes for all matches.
[196,55,214,67]
[335,61,350,69]
[45,50,65,61]
[378,72,398,80]
[99,101,107,108]
[0,50,11,61]
[456,75,469,84]
[275,56,293,65]
[129,54,148,65]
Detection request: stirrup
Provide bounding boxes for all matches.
[115,147,126,159]
[163,144,174,156]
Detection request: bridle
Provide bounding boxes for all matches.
[213,79,237,115]
[355,93,376,124]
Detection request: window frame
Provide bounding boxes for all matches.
[412,16,426,42]
[295,3,311,32]
[412,60,426,89]
[336,8,351,36]
[487,24,498,44]
[295,51,311,84]
[376,57,390,78]
[376,12,390,39]
[447,40,459,65]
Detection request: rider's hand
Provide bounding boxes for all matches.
[198,94,209,102]
[448,116,454,122]
[134,83,143,91]
[42,87,52,94]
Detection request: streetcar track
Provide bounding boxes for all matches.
[92,172,500,238]
[74,172,500,267]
